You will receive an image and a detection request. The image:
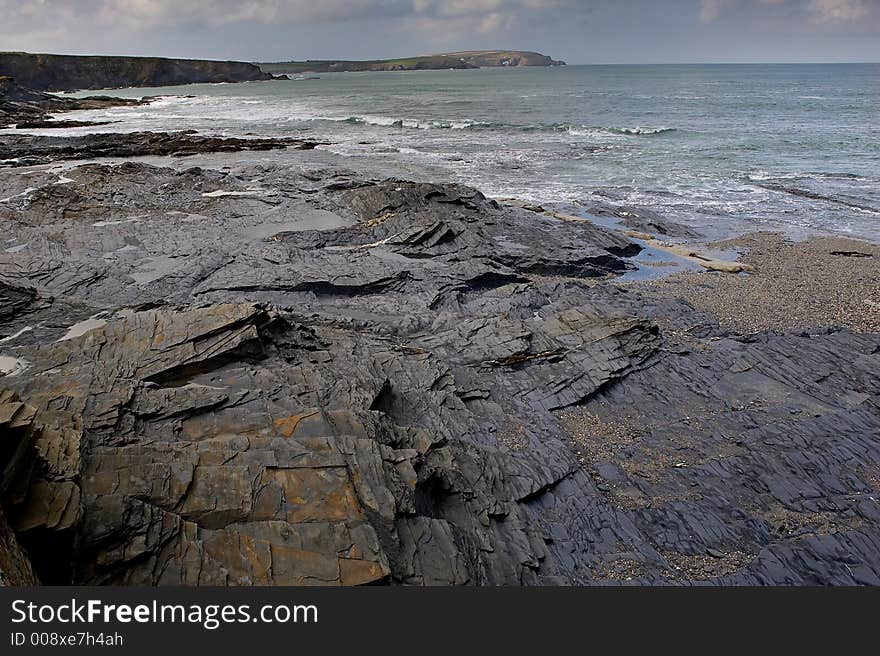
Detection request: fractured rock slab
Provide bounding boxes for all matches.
[0,157,877,586]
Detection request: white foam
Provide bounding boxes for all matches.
[335,114,482,130]
[612,127,675,136]
[566,126,675,139]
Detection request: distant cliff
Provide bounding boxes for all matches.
[259,55,475,75]
[0,52,275,92]
[445,50,566,67]
[259,50,565,74]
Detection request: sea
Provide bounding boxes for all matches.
[21,63,880,241]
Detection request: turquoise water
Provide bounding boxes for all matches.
[49,64,880,240]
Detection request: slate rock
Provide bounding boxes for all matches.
[0,152,877,586]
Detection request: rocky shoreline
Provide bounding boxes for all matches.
[0,116,878,585]
[0,131,323,166]
[1,50,291,131]
[0,76,149,130]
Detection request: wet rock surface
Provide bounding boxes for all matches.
[0,132,323,166]
[1,76,147,129]
[14,120,117,130]
[0,147,877,585]
[584,201,703,240]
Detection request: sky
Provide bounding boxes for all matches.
[0,0,878,63]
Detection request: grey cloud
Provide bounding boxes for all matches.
[0,1,876,62]
[0,0,587,55]
[96,0,579,27]
[699,0,880,26]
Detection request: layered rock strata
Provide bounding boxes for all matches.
[0,148,877,586]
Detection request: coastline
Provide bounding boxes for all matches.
[1,94,879,585]
[7,65,878,245]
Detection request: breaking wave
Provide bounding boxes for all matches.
[564,125,677,137]
[302,114,677,137]
[335,115,488,130]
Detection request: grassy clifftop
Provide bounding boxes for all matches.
[259,54,474,74]
[260,50,565,74]
[446,50,566,67]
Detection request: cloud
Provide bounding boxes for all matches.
[83,0,575,29]
[0,0,578,49]
[698,0,879,26]
[0,0,587,54]
[807,0,871,23]
[0,0,876,59]
[4,1,874,40]
[700,0,735,23]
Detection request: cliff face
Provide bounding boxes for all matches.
[0,52,274,92]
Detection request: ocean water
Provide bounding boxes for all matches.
[22,64,880,240]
